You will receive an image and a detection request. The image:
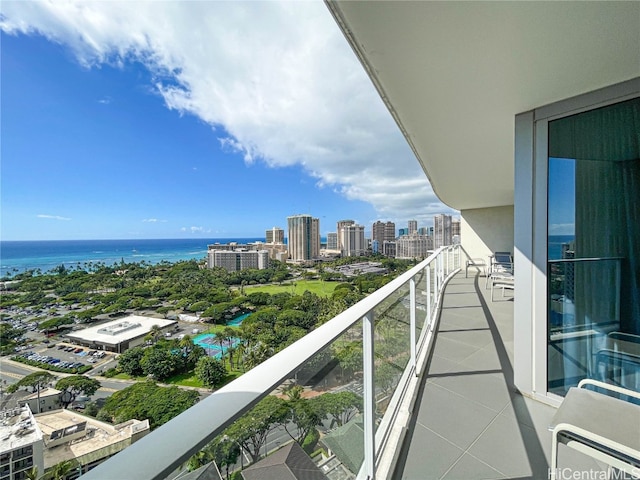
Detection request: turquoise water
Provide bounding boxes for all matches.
[227,313,251,326]
[193,313,248,357]
[193,333,240,358]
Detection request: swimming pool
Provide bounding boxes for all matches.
[227,312,251,326]
[193,333,240,358]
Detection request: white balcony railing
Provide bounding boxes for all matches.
[81,245,461,480]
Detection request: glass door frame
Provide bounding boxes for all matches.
[514,77,640,405]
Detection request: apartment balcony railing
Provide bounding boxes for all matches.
[82,245,462,480]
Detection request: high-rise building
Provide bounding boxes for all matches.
[396,234,431,260]
[383,240,396,258]
[434,214,453,249]
[398,228,408,237]
[326,232,338,250]
[336,220,355,252]
[452,218,460,238]
[340,224,366,256]
[287,215,320,261]
[372,221,396,245]
[266,227,284,244]
[408,219,418,235]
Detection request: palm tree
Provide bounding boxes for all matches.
[226,345,235,369]
[149,324,162,344]
[179,334,193,368]
[49,459,77,480]
[216,332,230,367]
[24,467,39,480]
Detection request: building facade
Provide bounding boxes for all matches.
[407,220,417,235]
[336,220,355,253]
[265,227,284,244]
[383,241,396,258]
[433,214,452,249]
[372,221,396,247]
[208,250,269,272]
[395,234,431,260]
[326,232,338,251]
[339,224,366,257]
[287,215,320,261]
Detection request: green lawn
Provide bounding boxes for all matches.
[245,279,338,297]
[165,372,204,388]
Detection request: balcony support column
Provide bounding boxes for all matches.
[362,311,376,480]
[410,278,417,376]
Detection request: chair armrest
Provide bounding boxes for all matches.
[577,379,640,401]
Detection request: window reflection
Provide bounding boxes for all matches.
[547,97,640,397]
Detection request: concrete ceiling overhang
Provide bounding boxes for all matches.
[326,1,640,211]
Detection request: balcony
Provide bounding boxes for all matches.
[82,247,610,480]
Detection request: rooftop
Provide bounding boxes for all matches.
[241,441,326,480]
[22,388,61,402]
[34,409,149,469]
[66,315,176,346]
[0,406,42,453]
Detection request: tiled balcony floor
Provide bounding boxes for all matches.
[395,273,608,480]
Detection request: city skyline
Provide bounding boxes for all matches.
[0,1,457,242]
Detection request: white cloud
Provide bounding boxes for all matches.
[37,214,71,221]
[181,226,209,234]
[549,223,575,235]
[1,1,452,221]
[98,96,111,104]
[142,218,167,223]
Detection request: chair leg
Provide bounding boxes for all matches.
[550,433,559,480]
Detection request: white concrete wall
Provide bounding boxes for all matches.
[460,206,514,265]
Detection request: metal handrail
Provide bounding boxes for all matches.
[548,256,624,263]
[81,245,459,480]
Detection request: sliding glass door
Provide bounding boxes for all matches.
[546,97,640,396]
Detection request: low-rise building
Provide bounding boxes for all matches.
[65,316,177,353]
[19,388,62,415]
[35,409,149,478]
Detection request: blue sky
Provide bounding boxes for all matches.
[548,158,575,236]
[0,1,455,241]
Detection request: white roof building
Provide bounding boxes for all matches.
[0,406,44,480]
[66,315,177,352]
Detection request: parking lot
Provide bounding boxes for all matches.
[13,343,112,373]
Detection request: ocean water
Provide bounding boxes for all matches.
[548,235,575,260]
[0,238,263,275]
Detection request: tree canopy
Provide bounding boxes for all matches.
[7,371,56,394]
[55,376,101,407]
[194,356,226,389]
[98,381,199,429]
[223,395,288,462]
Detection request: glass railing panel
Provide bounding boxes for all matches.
[372,280,411,428]
[413,268,428,344]
[184,321,365,478]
